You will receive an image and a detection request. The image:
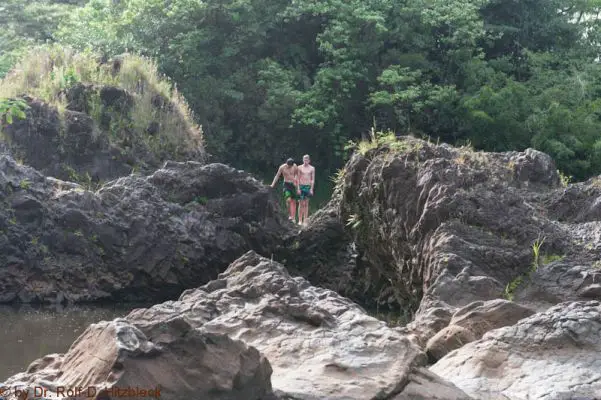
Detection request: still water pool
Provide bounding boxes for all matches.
[0,303,152,381]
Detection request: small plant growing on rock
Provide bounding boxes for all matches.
[345,127,405,157]
[531,236,545,272]
[194,196,208,205]
[557,169,572,187]
[19,179,30,189]
[504,276,523,301]
[330,167,346,192]
[346,213,362,230]
[504,235,547,301]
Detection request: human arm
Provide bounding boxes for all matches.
[310,167,315,194]
[270,166,282,187]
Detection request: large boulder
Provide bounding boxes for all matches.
[0,156,289,304]
[314,136,601,346]
[1,317,275,400]
[125,251,471,400]
[430,301,601,400]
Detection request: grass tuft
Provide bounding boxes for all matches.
[345,127,421,159]
[504,236,560,301]
[557,169,572,187]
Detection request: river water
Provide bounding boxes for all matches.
[0,303,152,381]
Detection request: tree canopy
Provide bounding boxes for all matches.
[3,0,601,184]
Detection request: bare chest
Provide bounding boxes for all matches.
[298,166,313,181]
[282,167,296,180]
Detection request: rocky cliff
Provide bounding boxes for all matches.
[289,136,601,329]
[2,127,601,399]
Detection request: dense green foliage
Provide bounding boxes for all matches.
[3,0,601,190]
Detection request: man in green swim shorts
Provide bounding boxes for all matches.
[297,154,315,226]
[270,158,299,223]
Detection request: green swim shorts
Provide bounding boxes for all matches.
[299,184,312,200]
[283,181,297,200]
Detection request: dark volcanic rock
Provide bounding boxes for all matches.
[0,156,288,304]
[273,194,377,309]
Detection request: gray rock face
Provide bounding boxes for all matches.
[125,251,471,400]
[1,317,275,400]
[0,156,288,303]
[430,301,601,400]
[273,192,381,311]
[326,137,601,346]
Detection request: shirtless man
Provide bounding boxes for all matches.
[297,154,315,226]
[270,158,298,222]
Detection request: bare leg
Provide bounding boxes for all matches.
[288,198,296,222]
[304,199,310,224]
[299,199,307,225]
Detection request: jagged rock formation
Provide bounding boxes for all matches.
[430,301,601,400]
[125,251,470,399]
[273,193,376,309]
[1,251,471,400]
[290,137,601,346]
[0,156,289,303]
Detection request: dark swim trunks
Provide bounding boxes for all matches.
[283,181,297,200]
[299,184,312,200]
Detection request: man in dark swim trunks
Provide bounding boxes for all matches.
[270,158,299,223]
[297,154,315,226]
